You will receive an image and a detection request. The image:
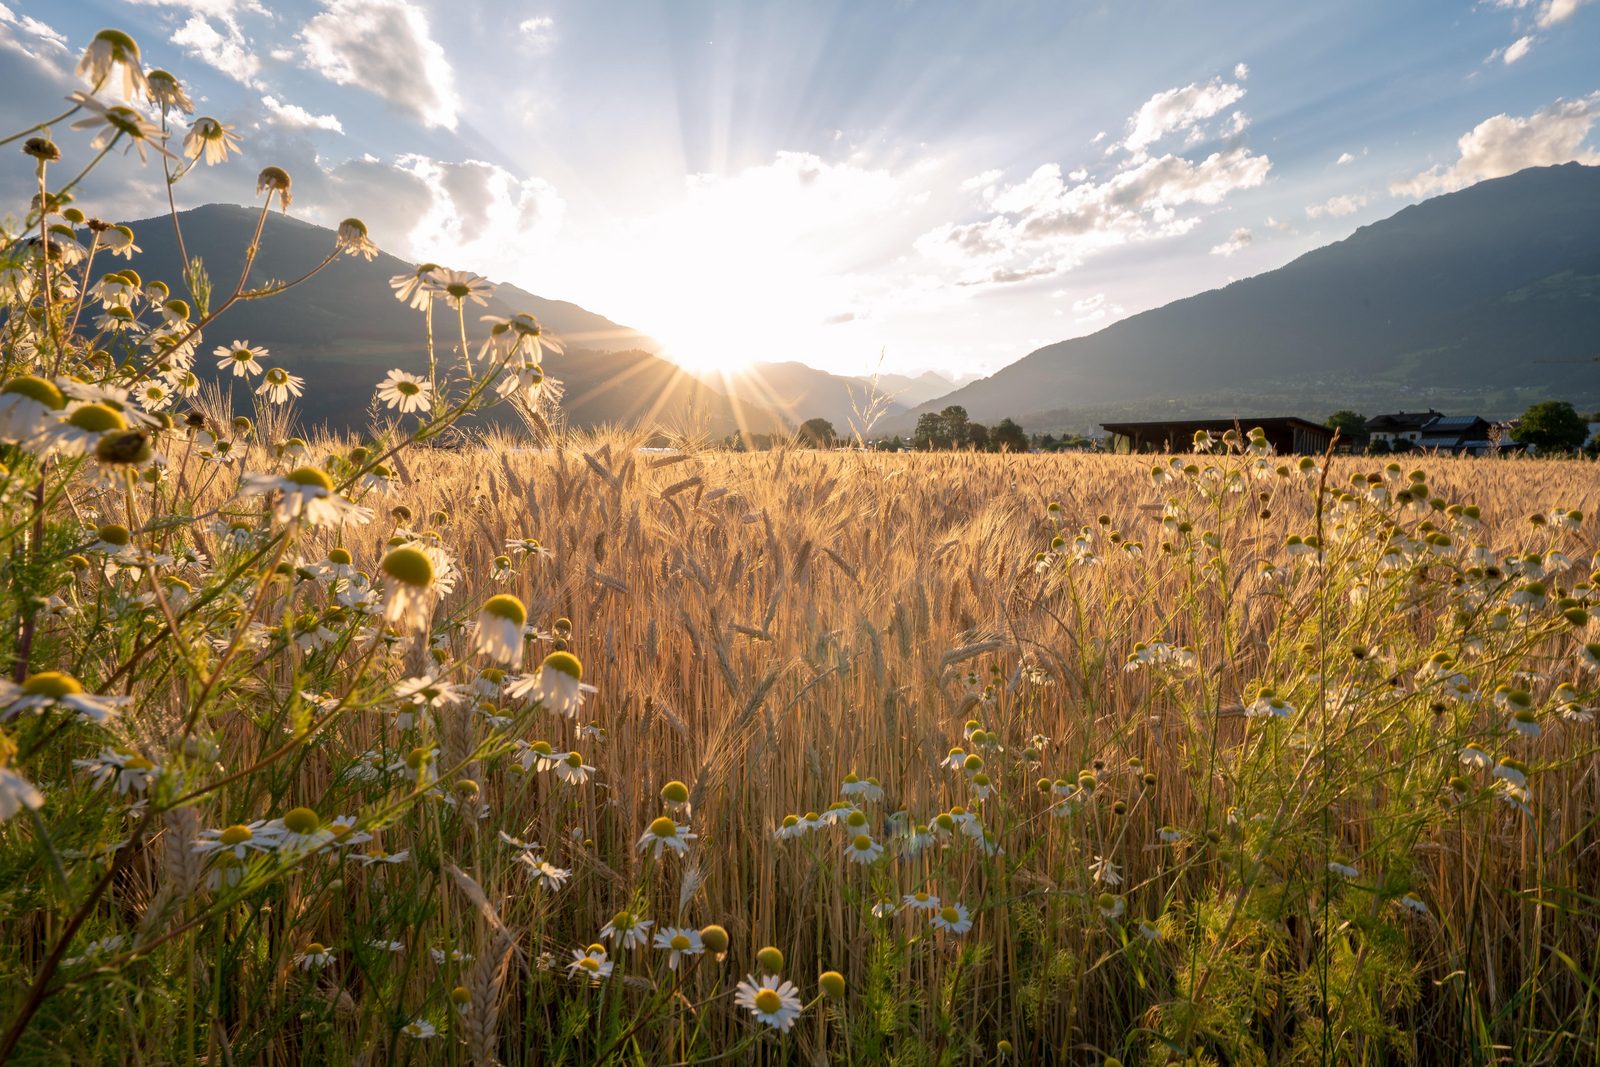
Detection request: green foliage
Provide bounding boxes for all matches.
[1513,399,1590,453]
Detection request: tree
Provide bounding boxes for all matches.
[1513,400,1589,453]
[913,411,947,450]
[939,406,970,449]
[1325,410,1368,447]
[993,417,1029,453]
[798,417,837,448]
[966,422,990,451]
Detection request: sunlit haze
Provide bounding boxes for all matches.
[9,1,1600,380]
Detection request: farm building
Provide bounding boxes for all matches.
[1369,411,1506,455]
[1100,417,1335,456]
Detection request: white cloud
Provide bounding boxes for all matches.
[261,95,344,133]
[1305,192,1370,218]
[1536,0,1591,27]
[918,144,1270,285]
[1336,151,1355,165]
[960,169,1003,192]
[1121,72,1248,156]
[1209,227,1252,256]
[1070,291,1124,324]
[299,0,461,130]
[518,15,555,49]
[0,3,66,55]
[1233,62,1250,80]
[1392,92,1600,197]
[1501,34,1537,61]
[1263,215,1296,234]
[171,15,264,87]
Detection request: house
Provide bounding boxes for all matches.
[1368,411,1507,455]
[1099,417,1334,456]
[1366,410,1442,448]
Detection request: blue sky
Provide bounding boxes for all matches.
[4,0,1599,378]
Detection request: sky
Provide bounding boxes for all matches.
[3,0,1599,381]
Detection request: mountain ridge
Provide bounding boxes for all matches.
[895,163,1600,433]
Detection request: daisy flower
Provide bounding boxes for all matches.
[930,903,972,935]
[390,264,440,309]
[473,595,527,665]
[840,773,883,802]
[214,341,267,377]
[514,739,562,773]
[72,747,157,795]
[0,767,45,822]
[378,545,438,635]
[192,820,283,860]
[507,651,596,718]
[1327,861,1360,879]
[516,853,571,891]
[637,816,697,858]
[653,927,705,969]
[567,946,613,984]
[375,369,432,414]
[553,751,594,786]
[1096,893,1126,920]
[182,116,241,165]
[335,218,378,260]
[256,367,305,405]
[241,468,372,528]
[425,268,494,309]
[1,672,126,724]
[401,1019,438,1039]
[734,974,803,1032]
[77,29,149,101]
[902,890,940,912]
[0,376,67,449]
[146,69,192,113]
[1089,856,1122,886]
[355,847,410,867]
[295,943,335,970]
[774,814,810,840]
[600,911,653,949]
[844,834,884,864]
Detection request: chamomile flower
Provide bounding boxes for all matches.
[734,974,803,1032]
[637,816,697,858]
[843,834,884,864]
[425,268,494,309]
[295,943,335,969]
[256,367,304,404]
[516,853,571,891]
[506,651,596,718]
[193,820,282,860]
[1096,893,1126,920]
[930,903,973,935]
[1,672,126,724]
[182,117,241,165]
[840,773,884,801]
[653,927,705,969]
[335,218,379,260]
[401,1019,438,1039]
[1327,861,1360,879]
[146,69,192,113]
[375,369,432,414]
[1090,855,1122,886]
[599,911,653,949]
[473,595,527,665]
[553,751,594,786]
[0,767,45,822]
[214,341,266,377]
[78,29,149,101]
[0,376,67,448]
[72,747,157,794]
[241,467,372,528]
[379,545,438,635]
[567,946,613,984]
[902,890,941,912]
[389,264,440,309]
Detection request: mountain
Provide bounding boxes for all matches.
[871,371,961,408]
[896,163,1600,433]
[111,204,783,435]
[704,361,911,431]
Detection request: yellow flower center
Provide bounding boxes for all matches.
[753,989,782,1014]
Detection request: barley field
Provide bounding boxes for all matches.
[6,423,1600,1064]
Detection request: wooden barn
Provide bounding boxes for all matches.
[1100,417,1335,456]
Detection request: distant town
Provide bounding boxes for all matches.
[750,400,1600,456]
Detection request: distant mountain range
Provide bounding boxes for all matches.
[110,204,787,435]
[893,162,1600,434]
[700,363,967,431]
